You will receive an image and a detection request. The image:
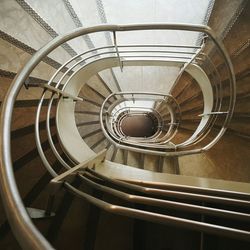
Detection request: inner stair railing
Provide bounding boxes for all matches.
[100,92,181,149]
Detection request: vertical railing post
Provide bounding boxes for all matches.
[113,31,123,71]
[170,40,205,93]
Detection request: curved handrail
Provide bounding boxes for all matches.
[109,108,163,141]
[48,41,234,157]
[49,45,232,159]
[64,180,250,242]
[0,23,235,249]
[100,92,181,147]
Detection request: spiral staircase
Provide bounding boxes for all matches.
[0,1,250,250]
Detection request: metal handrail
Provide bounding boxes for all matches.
[0,23,235,249]
[46,93,75,169]
[78,173,250,222]
[109,109,162,141]
[45,25,234,156]
[108,101,164,139]
[172,53,222,148]
[48,168,250,240]
[87,168,249,207]
[112,109,162,134]
[125,178,250,200]
[39,42,231,155]
[50,44,197,94]
[102,92,181,145]
[169,38,205,93]
[97,44,235,154]
[64,180,250,241]
[100,91,180,150]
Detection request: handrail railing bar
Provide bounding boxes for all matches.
[64,182,250,241]
[111,111,161,140]
[105,91,176,99]
[44,42,199,90]
[118,44,202,49]
[46,45,116,87]
[110,110,176,144]
[106,106,174,143]
[112,110,162,128]
[174,54,231,149]
[103,131,184,154]
[196,54,222,117]
[60,52,190,96]
[46,93,72,170]
[104,94,167,117]
[122,55,192,60]
[87,168,250,207]
[111,124,174,148]
[0,23,236,249]
[102,92,181,147]
[102,123,201,156]
[182,54,224,147]
[120,50,196,55]
[125,179,250,199]
[159,99,180,142]
[78,173,250,222]
[180,32,235,150]
[198,111,229,117]
[49,149,106,185]
[110,98,166,110]
[35,83,83,101]
[198,53,222,111]
[118,49,197,55]
[109,109,162,140]
[170,40,205,93]
[110,106,162,120]
[113,31,123,71]
[60,54,119,92]
[36,80,84,167]
[35,92,58,178]
[201,40,235,150]
[53,54,188,133]
[96,38,233,152]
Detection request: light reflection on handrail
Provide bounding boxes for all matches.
[64,180,250,242]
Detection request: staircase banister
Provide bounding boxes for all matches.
[0,23,235,249]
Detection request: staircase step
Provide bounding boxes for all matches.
[126,151,141,168]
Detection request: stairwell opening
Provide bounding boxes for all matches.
[120,113,158,137]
